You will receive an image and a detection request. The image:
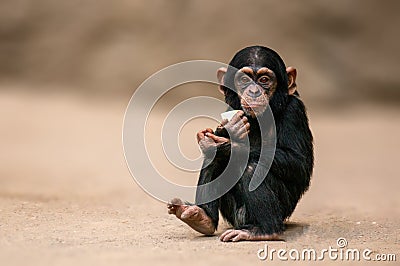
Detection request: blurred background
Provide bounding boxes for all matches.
[1,1,399,265]
[1,0,399,104]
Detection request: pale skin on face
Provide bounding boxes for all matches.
[167,66,297,242]
[235,67,277,117]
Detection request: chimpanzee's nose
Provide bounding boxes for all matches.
[248,85,262,98]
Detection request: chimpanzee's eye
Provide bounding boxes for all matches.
[258,76,270,84]
[240,76,251,84]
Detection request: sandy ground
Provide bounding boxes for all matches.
[0,90,399,265]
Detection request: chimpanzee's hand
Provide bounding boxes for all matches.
[222,110,250,142]
[196,128,229,154]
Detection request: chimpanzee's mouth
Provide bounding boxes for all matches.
[243,104,267,109]
[246,104,263,107]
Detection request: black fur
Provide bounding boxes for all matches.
[196,46,314,235]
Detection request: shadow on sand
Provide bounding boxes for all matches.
[283,222,310,240]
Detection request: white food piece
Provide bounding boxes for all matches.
[221,110,240,121]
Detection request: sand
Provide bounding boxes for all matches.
[0,90,399,265]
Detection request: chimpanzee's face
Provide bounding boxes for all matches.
[234,67,277,118]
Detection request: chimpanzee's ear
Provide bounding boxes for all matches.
[286,66,297,95]
[217,67,227,95]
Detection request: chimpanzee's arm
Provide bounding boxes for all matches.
[196,127,250,229]
[196,158,225,229]
[270,97,314,187]
[196,140,241,229]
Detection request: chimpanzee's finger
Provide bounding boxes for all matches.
[205,132,229,143]
[196,131,205,143]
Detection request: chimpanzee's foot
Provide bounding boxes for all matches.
[167,198,215,235]
[219,229,281,242]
